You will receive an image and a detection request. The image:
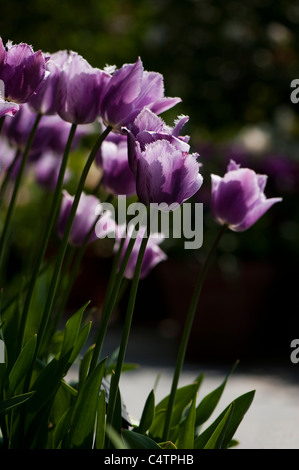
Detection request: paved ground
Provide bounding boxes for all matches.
[118,365,299,449]
[68,325,299,449]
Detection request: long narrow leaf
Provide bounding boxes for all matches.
[122,429,161,449]
[68,358,106,449]
[7,335,37,397]
[135,389,155,434]
[60,302,89,362]
[203,403,234,449]
[196,362,238,428]
[194,390,255,449]
[0,391,35,416]
[95,390,106,449]
[175,398,196,449]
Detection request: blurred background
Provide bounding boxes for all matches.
[1,0,299,369]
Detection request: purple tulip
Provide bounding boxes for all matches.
[28,53,61,115]
[0,38,47,104]
[134,139,202,206]
[0,95,19,118]
[115,224,167,280]
[2,103,90,155]
[126,108,191,174]
[123,108,202,206]
[98,57,181,131]
[34,151,71,190]
[210,160,282,231]
[57,190,101,246]
[95,133,136,196]
[55,51,110,124]
[2,103,37,151]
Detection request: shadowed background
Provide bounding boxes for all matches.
[1,0,299,368]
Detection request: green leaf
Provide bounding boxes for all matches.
[135,389,155,434]
[220,390,255,449]
[203,403,234,449]
[105,424,127,449]
[60,302,89,362]
[194,390,255,449]
[195,362,237,428]
[95,390,107,449]
[50,380,77,436]
[175,398,196,449]
[53,406,73,449]
[68,358,106,449]
[122,429,161,449]
[0,391,35,416]
[68,321,92,366]
[7,335,37,397]
[79,343,95,388]
[111,386,123,436]
[27,355,69,415]
[149,375,203,441]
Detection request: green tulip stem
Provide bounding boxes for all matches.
[0,149,21,204]
[17,123,77,354]
[106,231,149,445]
[35,125,112,356]
[88,233,137,376]
[162,224,227,442]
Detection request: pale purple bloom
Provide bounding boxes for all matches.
[123,108,202,206]
[136,139,202,206]
[56,51,110,124]
[35,151,71,190]
[0,38,47,104]
[2,103,89,155]
[210,160,282,231]
[0,97,19,118]
[126,108,191,174]
[98,57,181,131]
[95,133,136,196]
[57,190,101,246]
[28,53,61,115]
[2,103,37,151]
[114,224,167,280]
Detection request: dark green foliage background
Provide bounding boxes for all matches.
[1,0,299,138]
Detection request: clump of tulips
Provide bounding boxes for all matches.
[0,37,281,450]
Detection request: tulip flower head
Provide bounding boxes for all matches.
[35,151,71,191]
[57,190,100,246]
[0,38,47,104]
[115,224,167,280]
[135,139,203,207]
[123,108,202,207]
[55,51,110,124]
[98,57,181,131]
[95,133,136,196]
[0,91,19,118]
[28,53,61,115]
[211,160,282,231]
[126,108,191,175]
